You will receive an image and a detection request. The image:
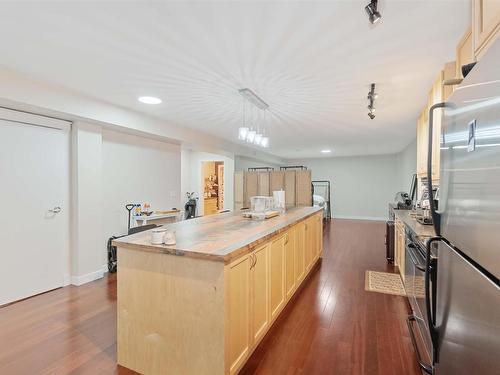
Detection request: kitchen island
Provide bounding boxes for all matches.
[113,206,323,375]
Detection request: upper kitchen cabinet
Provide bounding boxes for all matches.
[473,0,500,59]
[456,28,475,78]
[416,109,428,178]
[443,61,456,101]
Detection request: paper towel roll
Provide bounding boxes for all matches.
[273,190,285,212]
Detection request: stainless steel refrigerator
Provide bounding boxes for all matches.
[425,40,500,375]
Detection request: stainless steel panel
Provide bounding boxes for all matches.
[434,241,500,375]
[439,54,500,278]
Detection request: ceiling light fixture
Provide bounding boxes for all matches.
[365,0,381,24]
[238,88,270,148]
[138,96,162,104]
[367,83,377,120]
[321,149,332,154]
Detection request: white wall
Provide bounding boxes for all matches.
[290,154,398,220]
[102,130,181,249]
[71,122,104,285]
[182,148,234,216]
[396,139,417,193]
[234,155,282,171]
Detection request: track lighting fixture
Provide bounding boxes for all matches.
[365,0,381,24]
[367,83,377,120]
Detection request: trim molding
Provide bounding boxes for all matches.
[70,267,105,286]
[334,215,386,222]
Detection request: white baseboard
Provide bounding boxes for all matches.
[63,273,71,287]
[71,267,105,286]
[334,215,386,222]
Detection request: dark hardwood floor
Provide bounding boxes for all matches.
[0,219,421,375]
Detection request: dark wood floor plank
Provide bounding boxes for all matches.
[0,219,421,375]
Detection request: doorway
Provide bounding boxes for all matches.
[0,109,70,306]
[201,161,224,215]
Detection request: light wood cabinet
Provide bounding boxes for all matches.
[284,228,296,299]
[269,235,285,321]
[284,171,296,207]
[257,171,270,196]
[443,61,456,101]
[234,171,245,211]
[456,28,474,79]
[296,170,312,206]
[295,220,306,284]
[250,244,269,346]
[394,218,405,283]
[304,216,316,271]
[227,254,251,375]
[473,0,500,59]
[416,109,428,178]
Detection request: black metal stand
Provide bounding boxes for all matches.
[312,180,332,220]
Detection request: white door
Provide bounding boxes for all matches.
[0,109,70,305]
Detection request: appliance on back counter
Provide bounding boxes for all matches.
[407,45,500,375]
[386,174,417,263]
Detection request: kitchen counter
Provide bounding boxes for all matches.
[394,209,436,246]
[114,206,322,264]
[115,206,323,374]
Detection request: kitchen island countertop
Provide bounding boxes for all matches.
[113,206,323,264]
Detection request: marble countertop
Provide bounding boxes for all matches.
[394,209,436,246]
[113,206,323,263]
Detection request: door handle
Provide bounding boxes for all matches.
[407,315,434,374]
[49,206,62,214]
[425,236,441,362]
[407,243,426,272]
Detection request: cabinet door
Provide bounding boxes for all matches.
[431,71,444,182]
[295,221,306,284]
[456,28,474,79]
[244,172,258,207]
[314,214,323,259]
[284,229,296,299]
[296,170,312,206]
[234,171,245,211]
[473,0,500,58]
[416,109,428,178]
[269,235,285,321]
[443,61,456,101]
[227,255,251,375]
[257,172,270,196]
[250,245,269,345]
[284,171,296,207]
[305,217,315,271]
[270,171,285,193]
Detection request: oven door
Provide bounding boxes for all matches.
[406,242,434,374]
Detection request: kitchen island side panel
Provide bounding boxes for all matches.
[117,247,226,375]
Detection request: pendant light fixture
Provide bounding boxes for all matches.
[365,0,381,24]
[237,88,270,148]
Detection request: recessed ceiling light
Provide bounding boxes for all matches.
[138,96,162,104]
[321,149,332,154]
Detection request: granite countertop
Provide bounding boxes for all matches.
[394,209,436,247]
[113,206,323,264]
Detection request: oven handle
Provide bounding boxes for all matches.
[425,236,441,362]
[407,243,426,272]
[406,315,434,374]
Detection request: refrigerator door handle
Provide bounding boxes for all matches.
[426,236,441,362]
[427,103,447,236]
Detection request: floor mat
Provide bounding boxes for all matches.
[365,270,406,296]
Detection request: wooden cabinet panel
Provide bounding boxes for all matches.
[250,244,269,345]
[473,0,500,58]
[270,171,285,193]
[284,229,296,299]
[296,170,312,206]
[456,28,474,79]
[295,221,306,284]
[416,109,428,178]
[443,61,456,101]
[244,172,258,207]
[257,172,270,196]
[234,171,245,211]
[304,217,315,271]
[284,171,296,207]
[314,214,323,259]
[269,235,285,321]
[227,255,251,375]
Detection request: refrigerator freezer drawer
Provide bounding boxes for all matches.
[434,240,500,375]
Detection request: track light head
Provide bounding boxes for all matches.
[368,112,376,120]
[365,0,381,24]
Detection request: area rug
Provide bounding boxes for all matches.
[365,270,406,296]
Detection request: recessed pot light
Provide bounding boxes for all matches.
[321,149,332,154]
[138,96,162,104]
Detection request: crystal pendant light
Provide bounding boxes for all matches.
[254,133,263,145]
[260,136,269,148]
[246,129,256,143]
[238,127,249,140]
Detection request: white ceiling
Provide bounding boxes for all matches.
[0,0,470,158]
